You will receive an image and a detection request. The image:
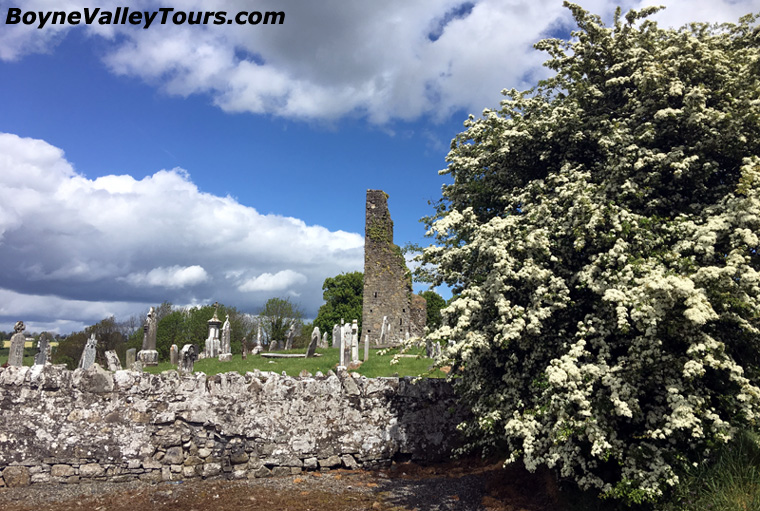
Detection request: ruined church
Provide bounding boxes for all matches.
[361,190,426,345]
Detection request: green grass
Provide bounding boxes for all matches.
[142,346,446,378]
[661,430,760,511]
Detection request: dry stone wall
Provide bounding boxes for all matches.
[0,364,465,488]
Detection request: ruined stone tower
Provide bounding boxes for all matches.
[362,190,426,345]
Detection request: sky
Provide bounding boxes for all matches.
[1,0,758,335]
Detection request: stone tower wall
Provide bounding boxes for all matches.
[362,190,425,345]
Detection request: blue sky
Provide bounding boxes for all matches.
[1,0,757,334]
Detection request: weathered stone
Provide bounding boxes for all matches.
[205,306,222,358]
[51,464,76,477]
[202,463,221,477]
[362,190,426,345]
[80,463,105,477]
[303,457,318,470]
[163,447,184,465]
[8,321,26,367]
[332,324,341,350]
[34,335,52,366]
[78,334,98,370]
[3,466,31,487]
[341,454,359,469]
[252,466,271,478]
[285,323,296,350]
[125,348,136,370]
[104,350,121,371]
[169,344,179,366]
[306,326,320,358]
[179,344,197,375]
[219,315,232,361]
[319,456,342,469]
[74,363,114,393]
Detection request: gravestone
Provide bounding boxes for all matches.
[169,344,179,365]
[306,326,320,358]
[332,324,341,350]
[105,350,121,371]
[34,334,51,366]
[380,316,389,345]
[285,323,296,350]
[8,321,26,367]
[241,336,248,360]
[78,333,97,370]
[364,334,369,362]
[321,332,329,349]
[179,344,197,375]
[219,314,232,361]
[125,348,136,370]
[351,320,359,363]
[137,307,159,366]
[205,304,222,358]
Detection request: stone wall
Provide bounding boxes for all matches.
[362,190,426,344]
[0,364,466,488]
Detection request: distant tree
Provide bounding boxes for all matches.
[419,290,446,330]
[314,272,363,339]
[259,297,303,346]
[52,316,125,369]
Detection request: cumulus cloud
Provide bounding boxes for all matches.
[122,265,210,289]
[3,1,753,123]
[0,132,363,332]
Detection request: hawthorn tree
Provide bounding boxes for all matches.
[421,4,759,504]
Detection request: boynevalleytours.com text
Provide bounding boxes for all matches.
[4,7,285,30]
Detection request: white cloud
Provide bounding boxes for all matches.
[0,132,363,332]
[3,1,754,123]
[122,265,209,289]
[238,270,308,292]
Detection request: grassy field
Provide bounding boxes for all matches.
[142,346,446,378]
[0,346,446,378]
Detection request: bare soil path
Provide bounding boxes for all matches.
[0,460,561,511]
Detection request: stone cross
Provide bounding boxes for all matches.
[105,350,122,371]
[170,344,179,365]
[34,334,51,366]
[138,307,159,366]
[306,326,320,358]
[78,333,97,370]
[8,321,26,367]
[179,344,197,375]
[219,314,232,361]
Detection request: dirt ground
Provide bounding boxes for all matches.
[0,459,564,511]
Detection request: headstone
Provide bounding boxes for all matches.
[351,320,359,363]
[34,334,51,366]
[285,323,296,350]
[105,350,121,371]
[241,336,248,360]
[321,332,329,349]
[332,324,341,350]
[256,324,262,347]
[138,307,159,366]
[380,316,389,345]
[8,321,26,367]
[126,348,136,370]
[306,327,320,358]
[78,333,98,370]
[170,344,179,366]
[343,323,353,366]
[426,339,433,358]
[219,314,232,361]
[179,344,197,375]
[364,334,369,362]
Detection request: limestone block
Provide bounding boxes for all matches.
[51,464,76,477]
[3,466,31,487]
[80,463,105,477]
[163,447,184,465]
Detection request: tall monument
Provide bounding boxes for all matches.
[361,190,426,345]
